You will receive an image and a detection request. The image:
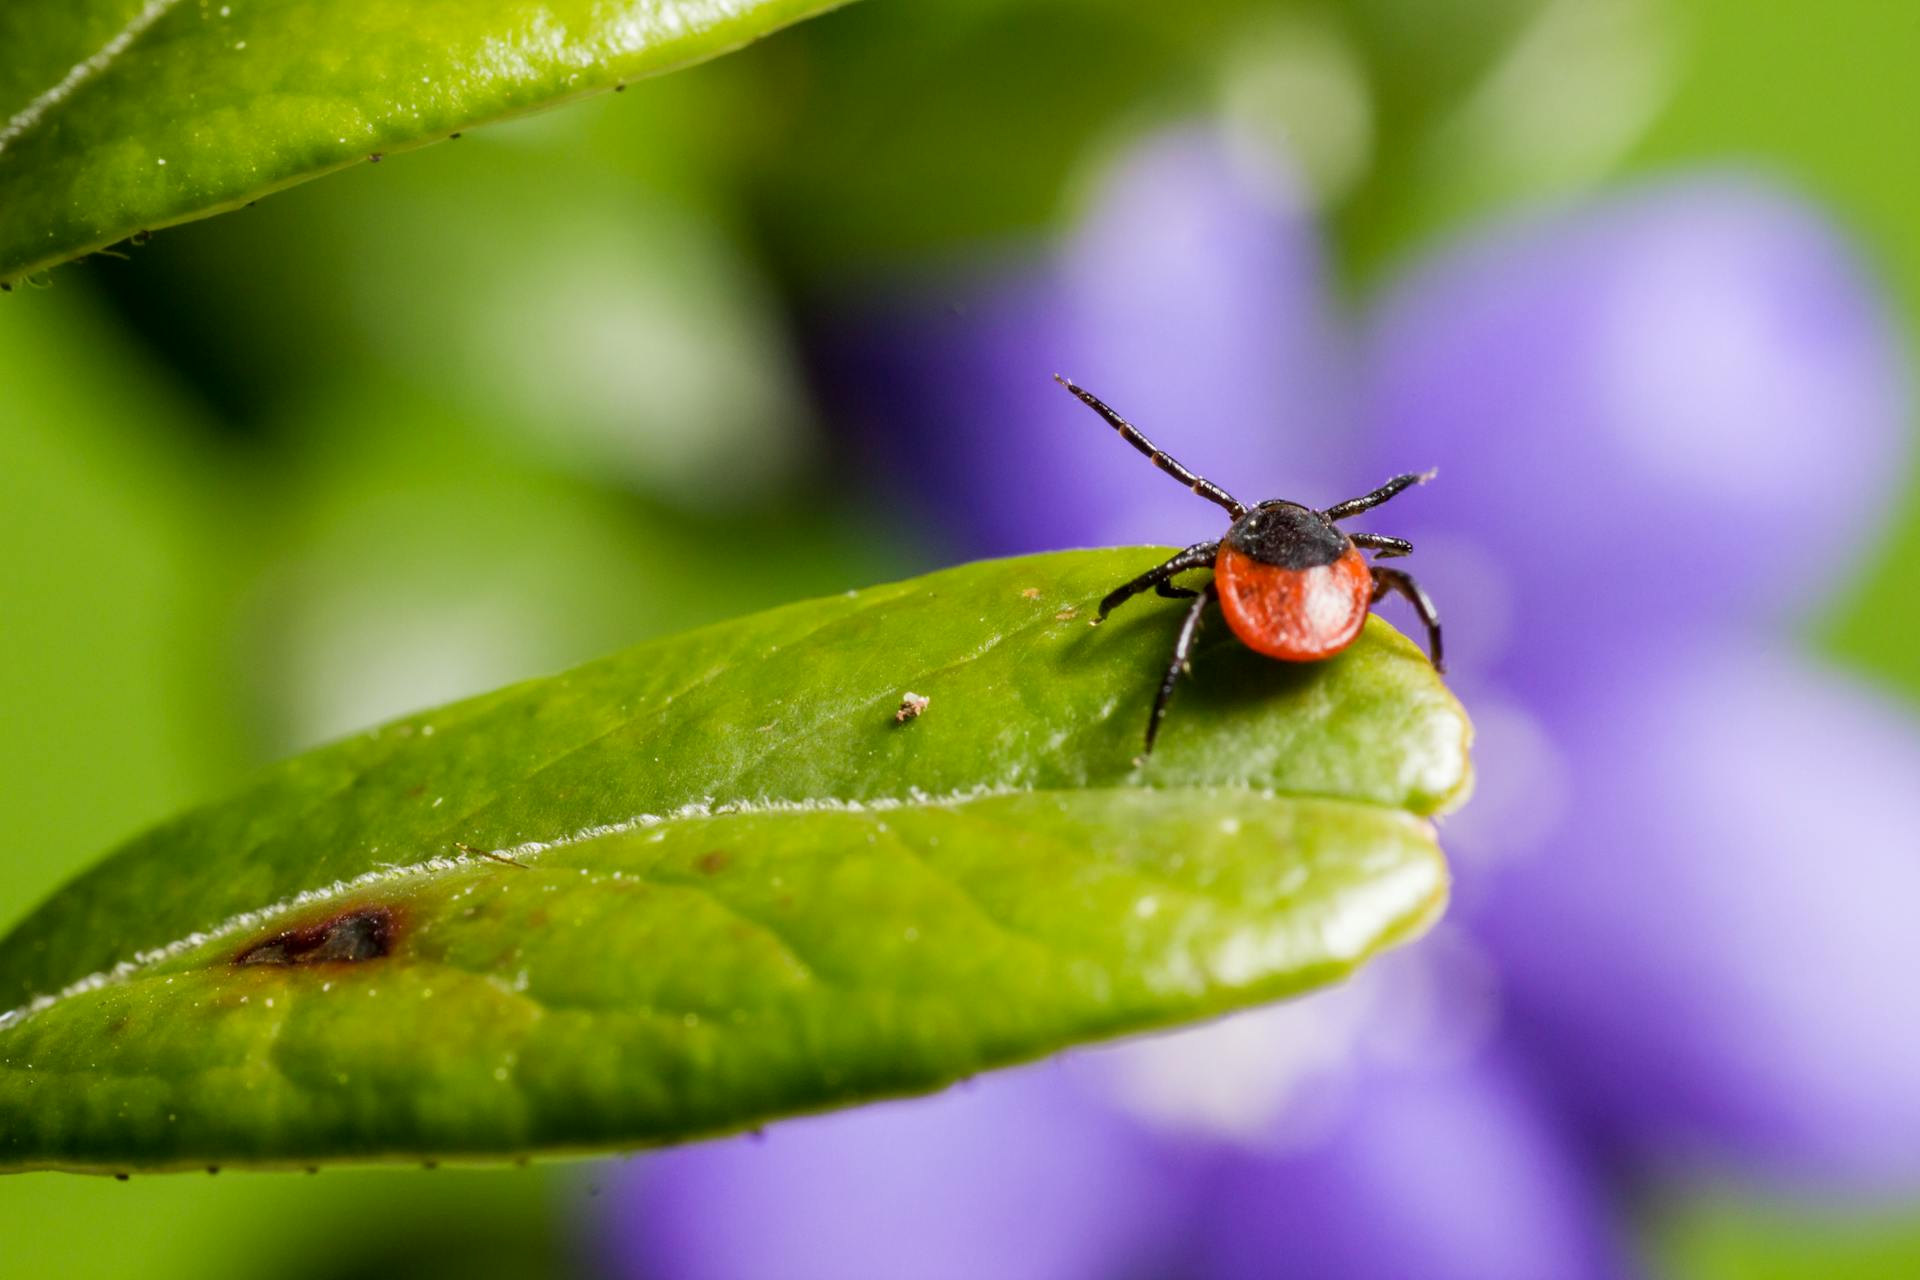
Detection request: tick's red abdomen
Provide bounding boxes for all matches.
[1214,543,1371,661]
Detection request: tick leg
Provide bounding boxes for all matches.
[1055,376,1247,518]
[1099,541,1218,620]
[1155,580,1200,599]
[1323,470,1437,522]
[1349,532,1413,559]
[1145,585,1215,754]
[1371,566,1444,674]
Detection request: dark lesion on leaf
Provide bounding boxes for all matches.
[235,905,397,967]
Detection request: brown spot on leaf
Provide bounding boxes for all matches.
[697,850,731,875]
[236,906,396,967]
[1021,587,1042,600]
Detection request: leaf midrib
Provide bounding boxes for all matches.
[0,784,1429,1031]
[0,0,182,157]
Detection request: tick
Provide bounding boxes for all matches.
[1057,375,1444,753]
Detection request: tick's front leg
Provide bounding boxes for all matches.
[1098,541,1218,621]
[1143,584,1217,754]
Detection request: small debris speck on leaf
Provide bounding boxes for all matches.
[894,692,930,723]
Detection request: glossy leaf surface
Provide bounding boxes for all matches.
[0,549,1471,1173]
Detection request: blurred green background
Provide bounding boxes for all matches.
[3,1,1917,1275]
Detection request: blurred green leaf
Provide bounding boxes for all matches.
[691,0,1576,276]
[0,549,1468,1173]
[102,104,811,479]
[1653,1193,1920,1280]
[0,0,855,282]
[239,377,902,751]
[1336,0,1674,277]
[1,1159,566,1280]
[0,289,242,935]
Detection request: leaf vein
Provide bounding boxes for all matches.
[0,0,186,157]
[859,811,1064,960]
[632,872,828,988]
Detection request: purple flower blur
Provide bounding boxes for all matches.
[1479,640,1920,1190]
[594,129,1916,1277]
[606,1068,1190,1280]
[1365,176,1909,669]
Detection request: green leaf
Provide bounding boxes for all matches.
[0,549,1470,1173]
[0,0,853,284]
